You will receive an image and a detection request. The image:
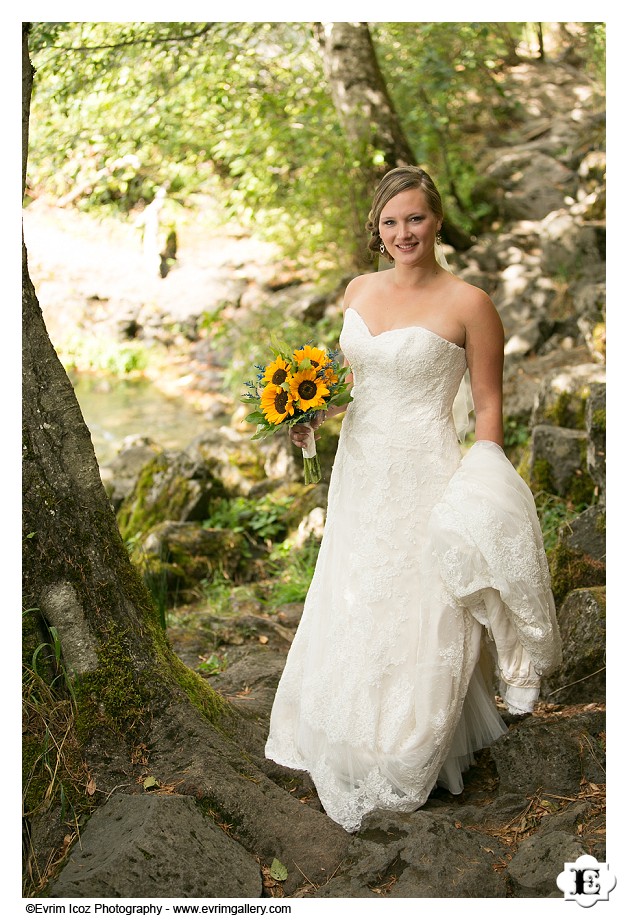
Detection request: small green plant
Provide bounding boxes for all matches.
[60,334,150,376]
[23,613,89,897]
[206,494,294,544]
[504,419,530,451]
[534,491,586,553]
[198,572,243,617]
[197,653,228,675]
[30,621,77,705]
[266,535,321,609]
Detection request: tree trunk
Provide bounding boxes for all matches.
[315,21,412,266]
[316,21,472,259]
[317,21,415,177]
[22,24,351,895]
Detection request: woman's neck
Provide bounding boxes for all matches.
[391,258,443,288]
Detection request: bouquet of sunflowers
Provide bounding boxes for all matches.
[242,341,352,484]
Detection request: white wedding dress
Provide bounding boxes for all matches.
[265,307,562,833]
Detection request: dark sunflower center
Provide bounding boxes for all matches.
[298,380,318,400]
[272,368,288,385]
[274,390,289,412]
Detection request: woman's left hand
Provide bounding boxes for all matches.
[290,411,325,449]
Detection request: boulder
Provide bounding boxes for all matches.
[136,521,249,599]
[475,150,574,222]
[309,810,510,898]
[49,793,263,898]
[101,435,163,510]
[490,709,605,796]
[186,426,267,494]
[529,424,595,503]
[531,366,606,430]
[548,520,606,609]
[585,382,606,499]
[539,209,603,278]
[117,449,229,542]
[542,588,606,704]
[506,830,586,897]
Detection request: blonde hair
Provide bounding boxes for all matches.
[366,166,444,262]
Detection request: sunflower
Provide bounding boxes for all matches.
[289,368,330,411]
[260,384,295,424]
[262,356,292,387]
[293,345,329,371]
[323,363,339,385]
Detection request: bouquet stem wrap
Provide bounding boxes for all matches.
[301,425,322,484]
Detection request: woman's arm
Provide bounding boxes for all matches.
[463,289,505,448]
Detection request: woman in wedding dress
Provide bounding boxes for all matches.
[265,166,561,833]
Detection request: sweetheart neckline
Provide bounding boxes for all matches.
[345,307,465,352]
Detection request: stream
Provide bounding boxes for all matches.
[71,373,214,467]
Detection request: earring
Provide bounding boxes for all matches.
[436,232,442,246]
[380,243,385,255]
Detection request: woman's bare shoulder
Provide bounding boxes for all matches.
[343,271,380,310]
[449,277,504,346]
[449,275,500,318]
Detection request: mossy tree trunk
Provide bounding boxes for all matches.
[22,24,350,894]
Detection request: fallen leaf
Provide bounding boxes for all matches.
[259,635,269,644]
[86,777,96,796]
[143,775,159,790]
[270,858,288,881]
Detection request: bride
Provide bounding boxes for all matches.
[265,166,562,833]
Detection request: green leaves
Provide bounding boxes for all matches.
[27,22,605,264]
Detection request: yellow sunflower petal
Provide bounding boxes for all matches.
[289,368,330,411]
[262,356,292,386]
[293,345,329,370]
[260,384,295,424]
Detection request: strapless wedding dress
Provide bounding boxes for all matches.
[265,307,561,833]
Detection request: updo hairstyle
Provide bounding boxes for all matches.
[366,166,444,263]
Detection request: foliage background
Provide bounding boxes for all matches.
[27,22,606,274]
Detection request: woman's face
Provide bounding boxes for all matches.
[378,187,442,265]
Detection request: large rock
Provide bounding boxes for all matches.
[117,449,229,541]
[539,209,603,278]
[547,515,606,609]
[49,793,263,898]
[574,281,606,363]
[475,150,574,222]
[186,427,267,495]
[309,810,510,898]
[529,424,595,503]
[491,709,605,796]
[531,365,606,430]
[506,830,586,897]
[542,587,606,704]
[560,504,606,563]
[101,435,164,510]
[136,521,249,598]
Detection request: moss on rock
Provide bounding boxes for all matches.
[548,540,606,609]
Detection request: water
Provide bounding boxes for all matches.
[71,374,213,467]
